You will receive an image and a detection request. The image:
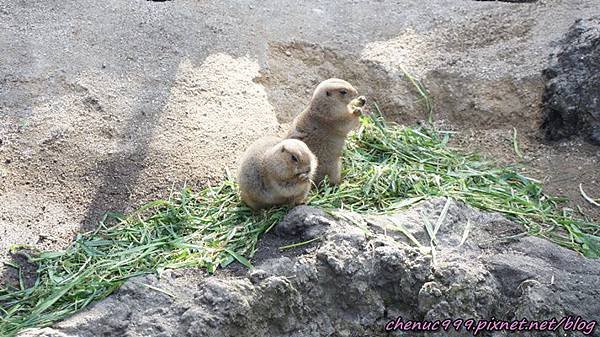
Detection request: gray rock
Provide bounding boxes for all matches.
[541,16,600,145]
[274,206,333,240]
[19,199,600,337]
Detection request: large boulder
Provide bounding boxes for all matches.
[541,16,600,145]
[19,199,600,337]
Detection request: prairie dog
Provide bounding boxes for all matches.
[286,78,366,185]
[238,136,317,210]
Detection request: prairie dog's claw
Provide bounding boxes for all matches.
[352,106,363,116]
[354,96,367,107]
[298,173,310,181]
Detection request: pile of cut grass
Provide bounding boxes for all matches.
[1,111,598,336]
[313,110,599,255]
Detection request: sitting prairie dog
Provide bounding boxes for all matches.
[238,136,317,210]
[286,78,366,185]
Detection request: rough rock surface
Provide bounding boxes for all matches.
[541,16,600,145]
[20,199,600,337]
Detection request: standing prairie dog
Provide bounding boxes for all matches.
[286,78,366,185]
[238,136,317,210]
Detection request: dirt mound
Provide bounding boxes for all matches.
[256,42,428,125]
[20,200,600,337]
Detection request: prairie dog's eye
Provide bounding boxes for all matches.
[291,154,298,163]
[340,89,348,96]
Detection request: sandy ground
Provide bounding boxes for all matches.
[1,0,599,285]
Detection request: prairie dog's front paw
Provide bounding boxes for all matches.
[352,106,363,116]
[298,172,311,182]
[354,95,367,107]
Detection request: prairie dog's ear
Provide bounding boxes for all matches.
[326,91,331,97]
[280,144,286,153]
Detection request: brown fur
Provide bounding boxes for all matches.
[286,78,366,185]
[238,136,317,210]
